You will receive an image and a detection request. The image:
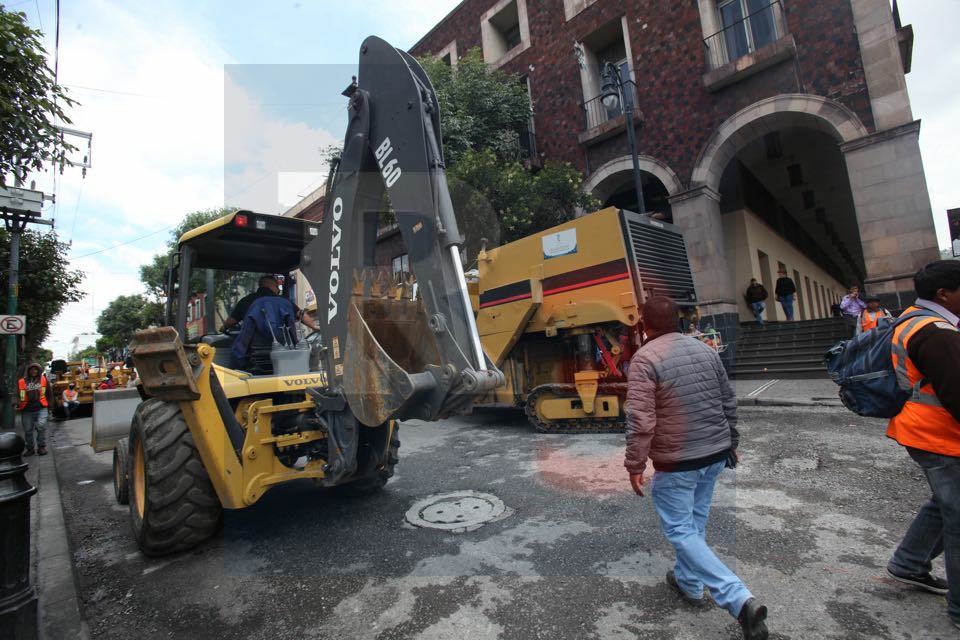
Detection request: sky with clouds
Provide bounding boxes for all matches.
[11,0,960,358]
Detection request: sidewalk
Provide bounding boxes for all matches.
[734,377,842,407]
[23,419,87,639]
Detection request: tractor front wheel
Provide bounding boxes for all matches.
[128,399,222,556]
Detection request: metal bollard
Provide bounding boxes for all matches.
[0,432,38,638]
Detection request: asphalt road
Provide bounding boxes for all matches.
[48,405,956,639]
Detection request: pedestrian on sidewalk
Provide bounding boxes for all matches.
[884,260,960,631]
[62,383,80,419]
[775,269,797,321]
[855,296,893,335]
[624,296,768,639]
[17,362,49,456]
[840,285,866,336]
[744,278,768,326]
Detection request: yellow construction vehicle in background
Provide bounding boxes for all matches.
[50,358,133,417]
[108,36,503,556]
[470,206,698,433]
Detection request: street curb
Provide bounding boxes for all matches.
[31,421,88,639]
[736,396,843,408]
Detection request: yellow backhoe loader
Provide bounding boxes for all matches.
[108,36,502,556]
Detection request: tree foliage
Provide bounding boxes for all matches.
[418,49,596,251]
[73,344,98,361]
[0,229,84,367]
[0,6,77,186]
[95,294,161,355]
[140,208,234,300]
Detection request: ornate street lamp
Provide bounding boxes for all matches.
[600,62,646,215]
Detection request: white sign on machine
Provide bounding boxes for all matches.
[542,228,577,259]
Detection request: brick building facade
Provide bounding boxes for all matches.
[406,0,939,357]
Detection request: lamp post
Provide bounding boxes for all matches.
[600,62,646,215]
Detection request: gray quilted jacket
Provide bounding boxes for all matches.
[624,332,738,474]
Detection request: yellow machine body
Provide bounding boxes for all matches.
[471,207,696,432]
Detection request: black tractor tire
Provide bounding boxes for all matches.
[113,437,130,505]
[336,422,400,497]
[128,398,222,556]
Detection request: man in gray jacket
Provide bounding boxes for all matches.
[625,296,768,639]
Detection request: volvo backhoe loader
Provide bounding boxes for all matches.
[119,36,503,556]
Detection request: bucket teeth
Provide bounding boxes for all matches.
[352,268,367,297]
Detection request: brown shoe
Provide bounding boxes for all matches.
[37,446,48,456]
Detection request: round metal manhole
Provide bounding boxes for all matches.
[405,490,512,532]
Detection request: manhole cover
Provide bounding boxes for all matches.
[405,490,512,532]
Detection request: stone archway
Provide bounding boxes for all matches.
[690,94,868,191]
[584,154,683,201]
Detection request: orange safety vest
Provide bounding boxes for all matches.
[18,375,48,410]
[64,389,78,402]
[886,306,960,456]
[860,310,887,332]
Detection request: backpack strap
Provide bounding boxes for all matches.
[891,309,946,403]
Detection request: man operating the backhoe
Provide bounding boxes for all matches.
[221,274,320,333]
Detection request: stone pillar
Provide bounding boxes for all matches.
[841,120,940,310]
[850,0,912,131]
[669,185,739,369]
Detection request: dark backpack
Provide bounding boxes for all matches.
[824,310,938,418]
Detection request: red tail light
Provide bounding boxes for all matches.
[235,214,248,227]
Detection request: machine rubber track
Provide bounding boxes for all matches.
[524,383,628,434]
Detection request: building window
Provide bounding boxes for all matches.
[391,254,410,281]
[703,0,785,69]
[481,0,530,65]
[435,40,458,67]
[578,17,636,132]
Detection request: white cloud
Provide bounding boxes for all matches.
[223,71,340,214]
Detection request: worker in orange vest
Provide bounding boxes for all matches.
[62,383,80,420]
[884,260,960,630]
[16,362,49,456]
[855,296,893,335]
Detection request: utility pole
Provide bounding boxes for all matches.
[0,186,53,431]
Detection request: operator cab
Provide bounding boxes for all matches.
[169,210,323,375]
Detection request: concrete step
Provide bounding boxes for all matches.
[735,354,827,366]
[732,365,830,379]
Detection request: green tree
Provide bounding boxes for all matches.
[418,49,596,251]
[95,294,163,354]
[140,207,234,300]
[0,6,77,186]
[0,229,84,367]
[73,345,98,361]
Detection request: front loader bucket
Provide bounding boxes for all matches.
[130,327,200,402]
[343,299,444,426]
[91,388,142,453]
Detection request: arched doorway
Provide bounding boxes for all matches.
[583,155,682,221]
[688,95,870,323]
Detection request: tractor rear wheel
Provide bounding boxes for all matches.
[128,398,222,556]
[337,421,400,496]
[113,437,130,505]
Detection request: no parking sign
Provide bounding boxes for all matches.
[0,315,26,334]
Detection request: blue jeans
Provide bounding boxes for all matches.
[64,400,80,419]
[888,447,960,624]
[779,294,795,321]
[750,302,765,325]
[20,409,47,449]
[652,460,752,617]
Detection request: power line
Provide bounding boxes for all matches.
[63,83,164,99]
[67,226,172,260]
[32,0,42,32]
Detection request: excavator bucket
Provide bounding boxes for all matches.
[344,299,443,426]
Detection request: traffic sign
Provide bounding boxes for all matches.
[0,315,26,335]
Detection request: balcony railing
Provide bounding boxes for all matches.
[581,80,638,132]
[704,0,784,70]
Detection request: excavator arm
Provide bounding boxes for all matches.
[301,36,503,437]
